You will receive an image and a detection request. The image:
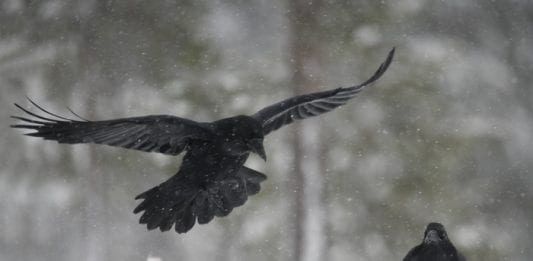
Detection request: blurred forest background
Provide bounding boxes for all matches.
[1,0,532,260]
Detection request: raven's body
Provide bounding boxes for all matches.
[403,223,466,261]
[12,49,394,233]
[133,116,267,233]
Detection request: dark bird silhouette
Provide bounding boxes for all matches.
[403,222,466,261]
[11,48,394,233]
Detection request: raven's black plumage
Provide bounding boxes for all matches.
[11,48,394,233]
[403,223,466,261]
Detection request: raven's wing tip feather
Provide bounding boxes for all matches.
[357,47,395,87]
[381,47,395,73]
[384,47,395,70]
[12,98,89,125]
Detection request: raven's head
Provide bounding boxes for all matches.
[215,115,266,160]
[423,222,449,245]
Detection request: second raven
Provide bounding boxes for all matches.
[11,48,394,233]
[403,222,466,261]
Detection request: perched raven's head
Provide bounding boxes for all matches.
[423,222,449,244]
[215,115,266,160]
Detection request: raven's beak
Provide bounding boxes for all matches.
[249,138,267,161]
[424,230,440,244]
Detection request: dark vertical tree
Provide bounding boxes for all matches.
[287,0,326,260]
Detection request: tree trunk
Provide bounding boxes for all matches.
[287,0,327,260]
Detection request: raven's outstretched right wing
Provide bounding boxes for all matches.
[252,48,394,135]
[11,100,210,156]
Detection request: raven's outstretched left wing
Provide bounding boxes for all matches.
[11,100,211,156]
[252,48,394,135]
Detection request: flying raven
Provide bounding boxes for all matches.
[11,48,394,233]
[403,222,466,261]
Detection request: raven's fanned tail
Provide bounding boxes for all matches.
[133,167,267,233]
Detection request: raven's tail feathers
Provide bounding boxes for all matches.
[133,167,267,233]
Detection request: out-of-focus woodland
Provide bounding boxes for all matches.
[1,1,532,260]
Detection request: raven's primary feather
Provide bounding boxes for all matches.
[12,101,211,155]
[11,48,394,233]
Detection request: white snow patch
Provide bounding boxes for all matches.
[146,255,162,261]
[353,25,382,47]
[407,36,452,62]
[455,225,482,248]
[391,0,425,15]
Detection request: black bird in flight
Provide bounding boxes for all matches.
[403,222,466,261]
[11,48,394,233]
